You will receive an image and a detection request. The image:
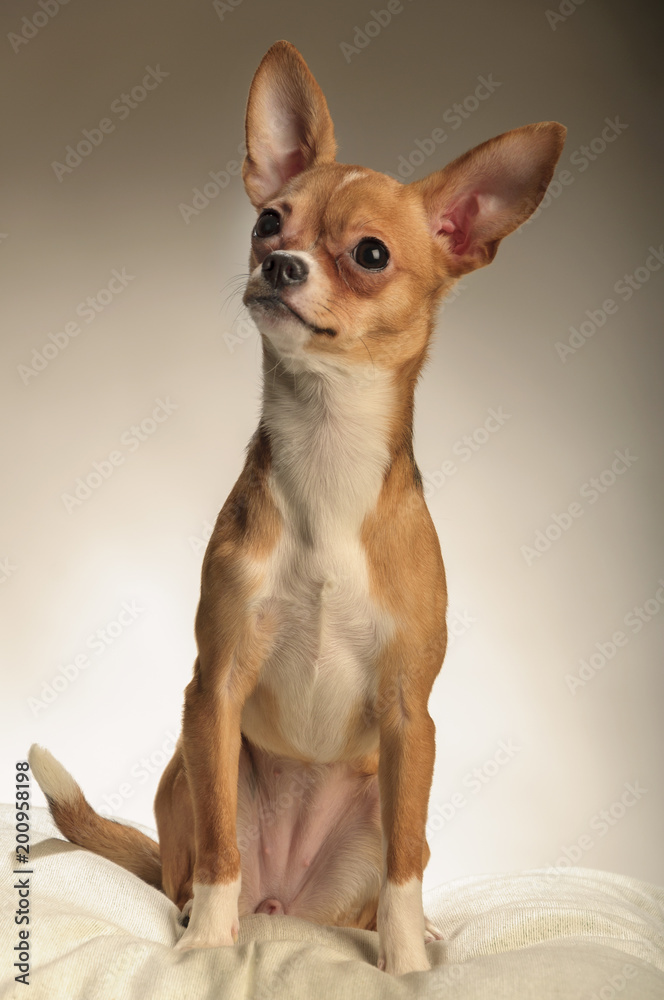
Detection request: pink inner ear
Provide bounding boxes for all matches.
[263,147,307,194]
[260,89,312,190]
[278,148,307,186]
[251,129,308,202]
[438,192,481,256]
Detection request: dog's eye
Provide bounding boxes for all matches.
[253,210,281,238]
[352,238,389,270]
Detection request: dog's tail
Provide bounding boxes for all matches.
[28,744,162,889]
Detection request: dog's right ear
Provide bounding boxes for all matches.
[412,121,566,277]
[242,41,337,208]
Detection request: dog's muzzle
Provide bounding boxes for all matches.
[261,252,308,290]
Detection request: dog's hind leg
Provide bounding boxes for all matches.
[154,744,195,913]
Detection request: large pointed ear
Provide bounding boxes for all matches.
[242,41,337,207]
[412,122,566,276]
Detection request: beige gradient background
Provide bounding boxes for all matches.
[1,0,662,892]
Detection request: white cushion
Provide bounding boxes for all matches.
[2,804,663,998]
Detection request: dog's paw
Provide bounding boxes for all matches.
[424,916,444,944]
[176,921,239,951]
[377,945,430,976]
[377,879,431,975]
[174,879,241,951]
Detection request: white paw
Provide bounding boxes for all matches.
[176,922,239,950]
[174,879,241,951]
[377,878,431,976]
[424,916,444,944]
[377,947,431,976]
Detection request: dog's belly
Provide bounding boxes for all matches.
[242,535,392,763]
[237,739,382,924]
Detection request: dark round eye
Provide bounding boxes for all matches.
[253,210,281,238]
[352,237,389,270]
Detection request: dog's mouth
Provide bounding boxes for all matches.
[245,293,336,338]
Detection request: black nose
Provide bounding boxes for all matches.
[261,253,308,290]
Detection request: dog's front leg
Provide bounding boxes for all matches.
[175,662,245,950]
[376,668,437,976]
[175,575,276,950]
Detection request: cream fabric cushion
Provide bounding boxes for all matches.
[1,804,663,998]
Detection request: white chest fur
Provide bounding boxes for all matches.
[244,357,396,762]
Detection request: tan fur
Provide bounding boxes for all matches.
[242,41,337,208]
[31,41,565,975]
[178,426,282,887]
[362,448,447,885]
[28,745,161,888]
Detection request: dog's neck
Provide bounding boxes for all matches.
[259,342,404,539]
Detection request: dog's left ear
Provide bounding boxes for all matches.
[412,121,566,276]
[242,41,337,207]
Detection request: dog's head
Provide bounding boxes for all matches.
[242,42,565,371]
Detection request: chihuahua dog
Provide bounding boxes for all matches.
[30,42,564,976]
